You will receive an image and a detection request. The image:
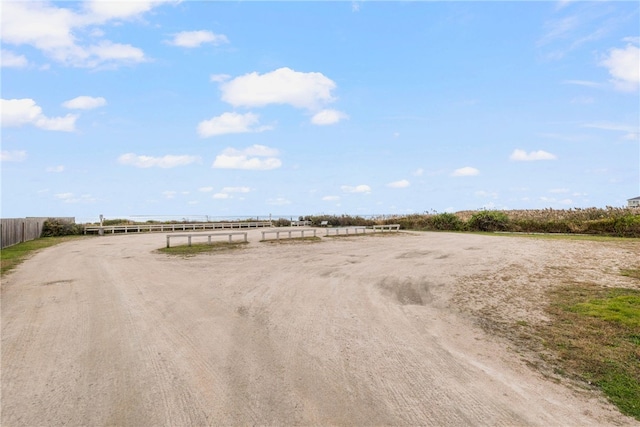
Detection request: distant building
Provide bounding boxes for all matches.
[628,196,640,208]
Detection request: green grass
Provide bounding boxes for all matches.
[158,241,248,256]
[570,293,640,328]
[1,236,86,275]
[540,284,640,419]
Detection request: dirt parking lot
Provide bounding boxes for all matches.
[2,230,638,426]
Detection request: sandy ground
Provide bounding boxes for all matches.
[2,230,639,426]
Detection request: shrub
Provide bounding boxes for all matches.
[102,218,132,226]
[467,210,510,232]
[41,218,83,237]
[273,218,291,227]
[431,213,464,231]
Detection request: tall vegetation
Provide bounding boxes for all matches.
[300,208,639,237]
[41,218,84,237]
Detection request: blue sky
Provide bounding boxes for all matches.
[1,1,639,222]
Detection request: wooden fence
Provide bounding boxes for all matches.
[0,217,75,249]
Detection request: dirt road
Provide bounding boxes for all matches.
[2,231,638,426]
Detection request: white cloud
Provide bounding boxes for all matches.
[509,149,557,161]
[212,145,281,170]
[540,196,574,206]
[0,1,167,68]
[475,190,498,199]
[221,186,251,193]
[562,79,601,88]
[1,150,27,162]
[387,179,410,188]
[549,188,570,194]
[570,96,594,105]
[341,184,371,194]
[211,186,251,200]
[600,42,640,92]
[83,1,176,21]
[167,30,228,48]
[311,109,348,125]
[451,167,480,177]
[210,73,231,83]
[241,145,279,157]
[198,186,214,192]
[220,67,337,110]
[267,197,291,206]
[46,165,65,173]
[62,96,106,110]
[1,98,77,131]
[118,153,200,168]
[584,122,639,140]
[54,192,96,203]
[197,112,272,137]
[412,168,424,177]
[84,41,145,67]
[322,195,340,201]
[162,190,177,199]
[1,49,28,68]
[55,192,74,200]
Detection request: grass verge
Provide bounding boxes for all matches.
[515,283,640,420]
[621,268,640,280]
[324,232,406,239]
[488,232,638,243]
[1,236,86,275]
[158,241,248,256]
[260,236,322,244]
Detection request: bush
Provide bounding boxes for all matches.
[102,218,132,226]
[384,208,639,236]
[467,211,510,232]
[41,218,83,237]
[273,218,291,227]
[431,213,464,231]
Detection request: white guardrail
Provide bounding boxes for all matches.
[166,232,248,248]
[85,221,272,235]
[372,224,401,232]
[324,227,368,236]
[261,229,317,241]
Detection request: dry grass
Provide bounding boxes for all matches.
[259,236,322,244]
[158,241,248,256]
